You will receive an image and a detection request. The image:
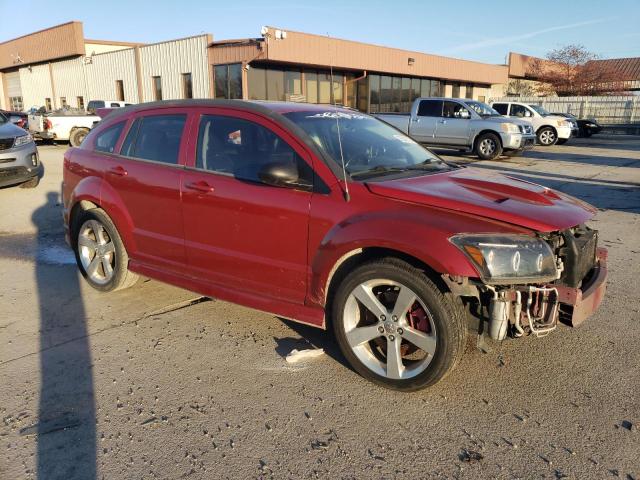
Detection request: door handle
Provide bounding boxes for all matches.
[108,166,128,176]
[185,181,214,194]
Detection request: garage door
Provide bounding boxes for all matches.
[4,71,23,111]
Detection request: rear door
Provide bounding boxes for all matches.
[434,100,472,145]
[101,108,190,273]
[180,108,313,303]
[410,99,442,143]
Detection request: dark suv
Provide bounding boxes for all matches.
[0,112,41,188]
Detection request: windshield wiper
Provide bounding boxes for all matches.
[350,165,409,179]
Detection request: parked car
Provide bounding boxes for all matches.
[552,112,603,137]
[0,109,29,130]
[491,101,575,146]
[62,100,608,391]
[28,108,100,146]
[0,112,41,188]
[87,100,133,114]
[375,98,536,160]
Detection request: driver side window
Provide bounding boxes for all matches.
[196,115,314,188]
[443,101,470,119]
[510,104,530,118]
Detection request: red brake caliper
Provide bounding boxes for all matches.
[408,303,430,333]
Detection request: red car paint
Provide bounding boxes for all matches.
[62,100,601,329]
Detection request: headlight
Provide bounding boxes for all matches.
[450,234,558,284]
[557,120,571,128]
[500,123,520,134]
[14,134,33,147]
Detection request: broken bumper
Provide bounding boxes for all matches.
[556,247,608,326]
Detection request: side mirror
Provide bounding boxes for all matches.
[258,162,310,190]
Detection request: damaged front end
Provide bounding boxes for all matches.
[446,225,608,342]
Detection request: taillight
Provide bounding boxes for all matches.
[44,119,52,130]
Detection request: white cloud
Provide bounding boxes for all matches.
[438,18,616,55]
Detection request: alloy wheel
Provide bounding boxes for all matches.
[78,219,116,285]
[539,129,556,145]
[479,138,496,156]
[342,279,437,380]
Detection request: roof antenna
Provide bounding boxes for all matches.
[328,32,350,202]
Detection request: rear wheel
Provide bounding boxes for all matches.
[73,208,138,292]
[474,133,503,160]
[331,258,467,391]
[70,128,90,147]
[537,127,557,146]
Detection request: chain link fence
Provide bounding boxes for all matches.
[489,96,640,131]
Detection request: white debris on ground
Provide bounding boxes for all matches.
[285,348,325,363]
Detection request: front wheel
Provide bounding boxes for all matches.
[331,258,467,391]
[73,208,138,292]
[474,133,503,160]
[537,127,557,146]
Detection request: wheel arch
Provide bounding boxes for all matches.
[472,129,502,149]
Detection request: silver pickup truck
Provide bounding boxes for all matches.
[375,98,536,160]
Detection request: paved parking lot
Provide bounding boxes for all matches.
[1,137,639,479]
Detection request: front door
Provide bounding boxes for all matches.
[434,101,472,145]
[411,99,442,143]
[181,110,313,303]
[101,110,189,272]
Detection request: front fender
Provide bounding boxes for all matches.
[307,208,484,307]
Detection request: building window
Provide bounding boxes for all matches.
[465,84,474,99]
[369,75,380,113]
[182,73,193,99]
[247,66,266,100]
[451,83,460,98]
[116,80,125,101]
[285,70,302,100]
[9,96,23,111]
[77,96,85,110]
[60,97,67,108]
[214,64,243,99]
[266,68,285,101]
[45,98,52,111]
[305,71,318,103]
[152,76,162,101]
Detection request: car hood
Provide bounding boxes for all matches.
[0,121,26,138]
[366,167,597,232]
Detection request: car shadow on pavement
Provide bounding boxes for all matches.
[519,150,639,168]
[276,318,352,371]
[30,192,96,480]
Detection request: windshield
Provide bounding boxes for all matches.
[284,111,450,179]
[528,104,550,116]
[464,101,501,117]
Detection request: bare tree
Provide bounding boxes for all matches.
[505,79,537,97]
[531,45,627,96]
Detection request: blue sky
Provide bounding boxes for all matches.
[2,0,639,64]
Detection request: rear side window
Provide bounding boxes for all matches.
[417,100,442,117]
[94,122,125,153]
[492,103,508,115]
[442,101,471,119]
[196,114,313,187]
[510,104,530,117]
[120,114,186,165]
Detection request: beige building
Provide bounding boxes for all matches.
[0,22,211,111]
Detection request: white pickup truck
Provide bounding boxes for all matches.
[28,109,100,147]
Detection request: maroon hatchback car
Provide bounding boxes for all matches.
[62,100,607,391]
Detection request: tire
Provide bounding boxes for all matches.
[72,208,138,292]
[331,257,467,391]
[70,128,90,147]
[556,138,568,145]
[537,127,557,146]
[474,132,503,160]
[20,176,40,188]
